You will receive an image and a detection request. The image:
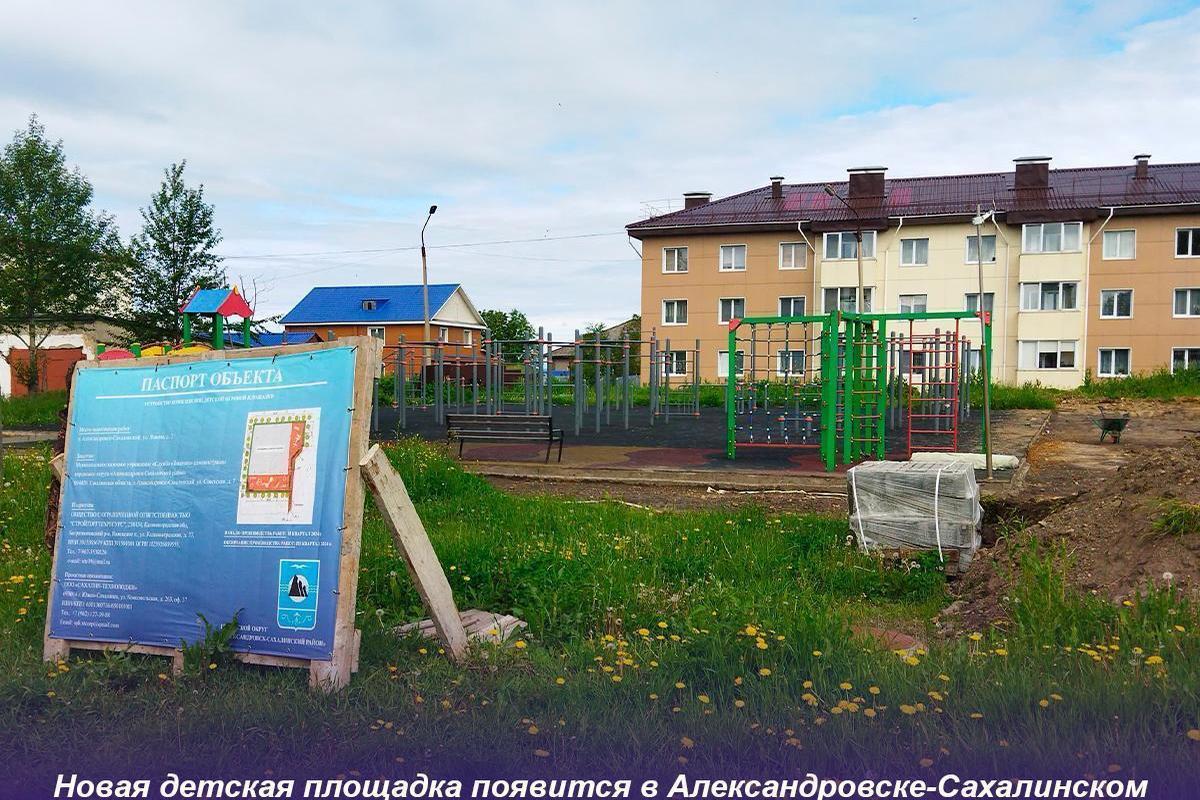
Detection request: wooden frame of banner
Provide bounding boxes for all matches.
[42,337,381,692]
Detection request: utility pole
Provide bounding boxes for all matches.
[973,205,995,479]
[420,204,438,363]
[823,185,865,312]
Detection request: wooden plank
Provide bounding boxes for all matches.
[49,453,64,481]
[360,444,469,661]
[309,336,379,692]
[397,608,525,646]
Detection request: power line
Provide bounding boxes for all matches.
[220,231,624,260]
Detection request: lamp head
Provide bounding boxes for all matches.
[428,205,438,215]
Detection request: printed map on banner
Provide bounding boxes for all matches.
[238,408,320,525]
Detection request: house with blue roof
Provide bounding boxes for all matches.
[280,284,486,357]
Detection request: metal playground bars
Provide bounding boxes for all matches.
[725,309,993,470]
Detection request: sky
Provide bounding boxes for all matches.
[2,1,1199,336]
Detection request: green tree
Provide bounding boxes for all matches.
[0,116,123,392]
[127,161,225,342]
[480,308,535,342]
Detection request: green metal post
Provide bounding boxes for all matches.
[725,323,738,459]
[982,315,994,452]
[131,343,142,358]
[842,317,856,465]
[242,317,252,348]
[182,314,192,344]
[874,318,888,460]
[212,313,225,350]
[819,315,838,471]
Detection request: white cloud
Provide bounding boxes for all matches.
[1,1,1196,335]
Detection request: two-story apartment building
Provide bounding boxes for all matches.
[628,157,1200,387]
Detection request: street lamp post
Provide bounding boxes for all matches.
[421,204,438,361]
[823,185,864,313]
[972,206,995,479]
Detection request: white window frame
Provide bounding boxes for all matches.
[1172,347,1200,372]
[718,297,745,325]
[964,292,995,313]
[899,294,928,314]
[899,237,929,267]
[1102,230,1136,260]
[362,299,378,312]
[1175,288,1200,318]
[1097,347,1131,378]
[462,329,473,346]
[965,234,997,264]
[776,349,806,377]
[719,244,747,272]
[662,298,688,326]
[665,350,687,376]
[662,246,689,273]
[823,230,876,260]
[1020,281,1079,312]
[367,326,385,339]
[1099,289,1133,319]
[717,349,745,378]
[779,242,807,270]
[438,326,449,342]
[822,286,874,314]
[778,296,806,317]
[1019,339,1078,371]
[1022,222,1083,254]
[1176,228,1200,258]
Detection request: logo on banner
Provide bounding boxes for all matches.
[277,559,319,631]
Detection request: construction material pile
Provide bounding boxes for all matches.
[847,460,982,566]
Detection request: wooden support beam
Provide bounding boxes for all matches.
[359,444,469,661]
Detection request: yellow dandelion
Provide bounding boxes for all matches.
[734,676,743,686]
[756,639,768,650]
[919,758,933,768]
[864,708,877,718]
[514,640,528,650]
[533,749,550,758]
[697,694,710,704]
[208,662,217,670]
[904,656,920,666]
[993,648,1008,657]
[744,625,758,636]
[649,693,658,700]
[657,621,668,629]
[1186,729,1200,742]
[527,725,539,735]
[812,650,823,657]
[611,675,622,683]
[636,628,650,636]
[758,668,771,677]
[1038,699,1049,708]
[900,704,917,715]
[868,686,880,695]
[970,712,983,719]
[157,673,168,681]
[680,736,695,749]
[734,699,746,708]
[555,677,565,685]
[839,681,852,690]
[675,681,686,689]
[803,679,814,689]
[1145,655,1164,665]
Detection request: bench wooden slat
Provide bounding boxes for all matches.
[446,414,563,463]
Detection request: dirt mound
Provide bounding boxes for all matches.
[946,421,1200,634]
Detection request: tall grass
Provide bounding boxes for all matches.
[0,390,66,429]
[0,440,1196,783]
[1077,367,1200,401]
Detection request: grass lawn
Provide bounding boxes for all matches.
[0,440,1198,787]
[0,390,66,429]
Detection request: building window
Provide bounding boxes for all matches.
[1173,347,1200,372]
[1020,281,1079,311]
[1022,222,1082,253]
[778,296,806,317]
[719,244,747,271]
[1176,228,1200,258]
[463,329,473,346]
[663,246,688,273]
[777,350,806,376]
[899,351,927,375]
[1175,288,1200,317]
[439,327,449,342]
[899,238,929,266]
[965,293,995,313]
[665,350,687,376]
[1019,340,1077,370]
[1102,230,1135,260]
[1099,289,1133,319]
[779,242,807,270]
[965,234,997,264]
[1098,348,1131,377]
[718,297,745,324]
[327,329,336,340]
[717,350,745,378]
[367,326,385,339]
[362,300,378,312]
[662,299,688,325]
[823,287,874,313]
[899,294,928,313]
[823,231,876,260]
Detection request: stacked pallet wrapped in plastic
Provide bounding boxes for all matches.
[846,460,982,567]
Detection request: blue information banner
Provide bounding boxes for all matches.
[48,347,357,660]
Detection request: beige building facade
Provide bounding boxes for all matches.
[630,158,1200,388]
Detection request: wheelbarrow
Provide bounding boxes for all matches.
[1091,409,1130,443]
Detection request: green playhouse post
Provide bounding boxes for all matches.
[179,286,255,350]
[724,321,739,460]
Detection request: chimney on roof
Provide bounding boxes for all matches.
[770,176,784,200]
[847,167,886,200]
[683,191,712,210]
[1134,153,1151,180]
[1013,156,1051,191]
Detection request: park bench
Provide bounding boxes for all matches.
[446,413,564,462]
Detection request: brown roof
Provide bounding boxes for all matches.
[626,162,1200,236]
